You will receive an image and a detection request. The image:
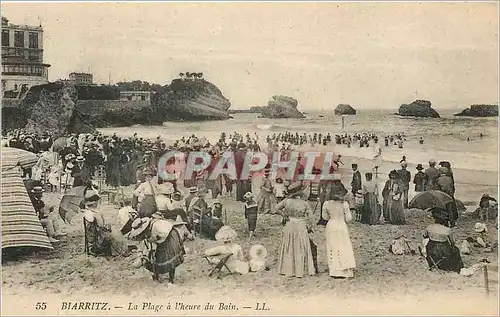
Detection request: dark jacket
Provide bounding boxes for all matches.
[351,170,362,194]
[413,171,426,192]
[397,169,411,190]
[436,175,455,197]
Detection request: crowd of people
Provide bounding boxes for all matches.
[1,127,497,284]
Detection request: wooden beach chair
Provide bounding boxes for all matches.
[203,253,233,278]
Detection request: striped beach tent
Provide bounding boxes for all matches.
[1,147,53,250]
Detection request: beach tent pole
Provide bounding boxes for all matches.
[483,265,490,296]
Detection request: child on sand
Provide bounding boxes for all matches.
[243,192,258,240]
[274,177,286,202]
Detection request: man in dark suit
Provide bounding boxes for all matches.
[350,163,362,195]
[397,161,411,209]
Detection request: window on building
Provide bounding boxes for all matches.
[2,30,9,46]
[14,31,24,48]
[29,32,38,48]
[141,95,146,101]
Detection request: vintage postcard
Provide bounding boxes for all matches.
[1,1,498,315]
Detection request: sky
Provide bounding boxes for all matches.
[1,1,498,110]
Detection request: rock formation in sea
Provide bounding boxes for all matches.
[398,100,440,118]
[154,79,231,121]
[260,95,305,119]
[454,104,498,117]
[334,104,357,115]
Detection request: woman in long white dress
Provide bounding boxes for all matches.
[321,194,356,278]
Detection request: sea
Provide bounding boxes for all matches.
[99,109,498,172]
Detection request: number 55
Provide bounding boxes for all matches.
[35,302,47,310]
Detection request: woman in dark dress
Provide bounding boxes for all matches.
[129,217,186,283]
[423,208,464,273]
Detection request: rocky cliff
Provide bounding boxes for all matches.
[7,83,95,136]
[334,104,357,115]
[260,95,305,119]
[398,100,440,118]
[1,83,161,135]
[154,79,231,121]
[454,104,498,117]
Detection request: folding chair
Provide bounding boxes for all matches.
[427,255,445,271]
[203,253,233,278]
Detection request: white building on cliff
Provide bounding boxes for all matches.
[1,16,51,98]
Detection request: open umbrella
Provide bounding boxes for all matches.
[58,185,91,223]
[409,190,454,210]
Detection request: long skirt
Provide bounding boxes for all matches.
[145,229,185,274]
[384,198,406,225]
[277,218,316,277]
[361,192,381,225]
[425,240,463,273]
[138,195,157,218]
[236,180,249,202]
[257,191,277,214]
[325,220,356,277]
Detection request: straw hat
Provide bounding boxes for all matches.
[76,156,85,163]
[212,198,222,206]
[189,187,198,194]
[400,161,408,168]
[142,167,154,176]
[65,153,76,161]
[215,226,238,243]
[355,190,363,198]
[249,244,268,261]
[158,183,174,195]
[474,222,487,233]
[128,217,151,240]
[31,186,44,194]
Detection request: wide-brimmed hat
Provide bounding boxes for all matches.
[249,244,268,261]
[158,183,174,195]
[474,222,487,233]
[243,192,254,200]
[84,189,100,206]
[189,187,198,194]
[65,153,76,161]
[355,190,363,198]
[142,167,154,176]
[128,217,151,240]
[215,226,238,243]
[76,156,85,162]
[31,186,44,194]
[212,198,222,206]
[287,182,304,197]
[416,164,424,170]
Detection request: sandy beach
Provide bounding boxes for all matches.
[2,156,498,316]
